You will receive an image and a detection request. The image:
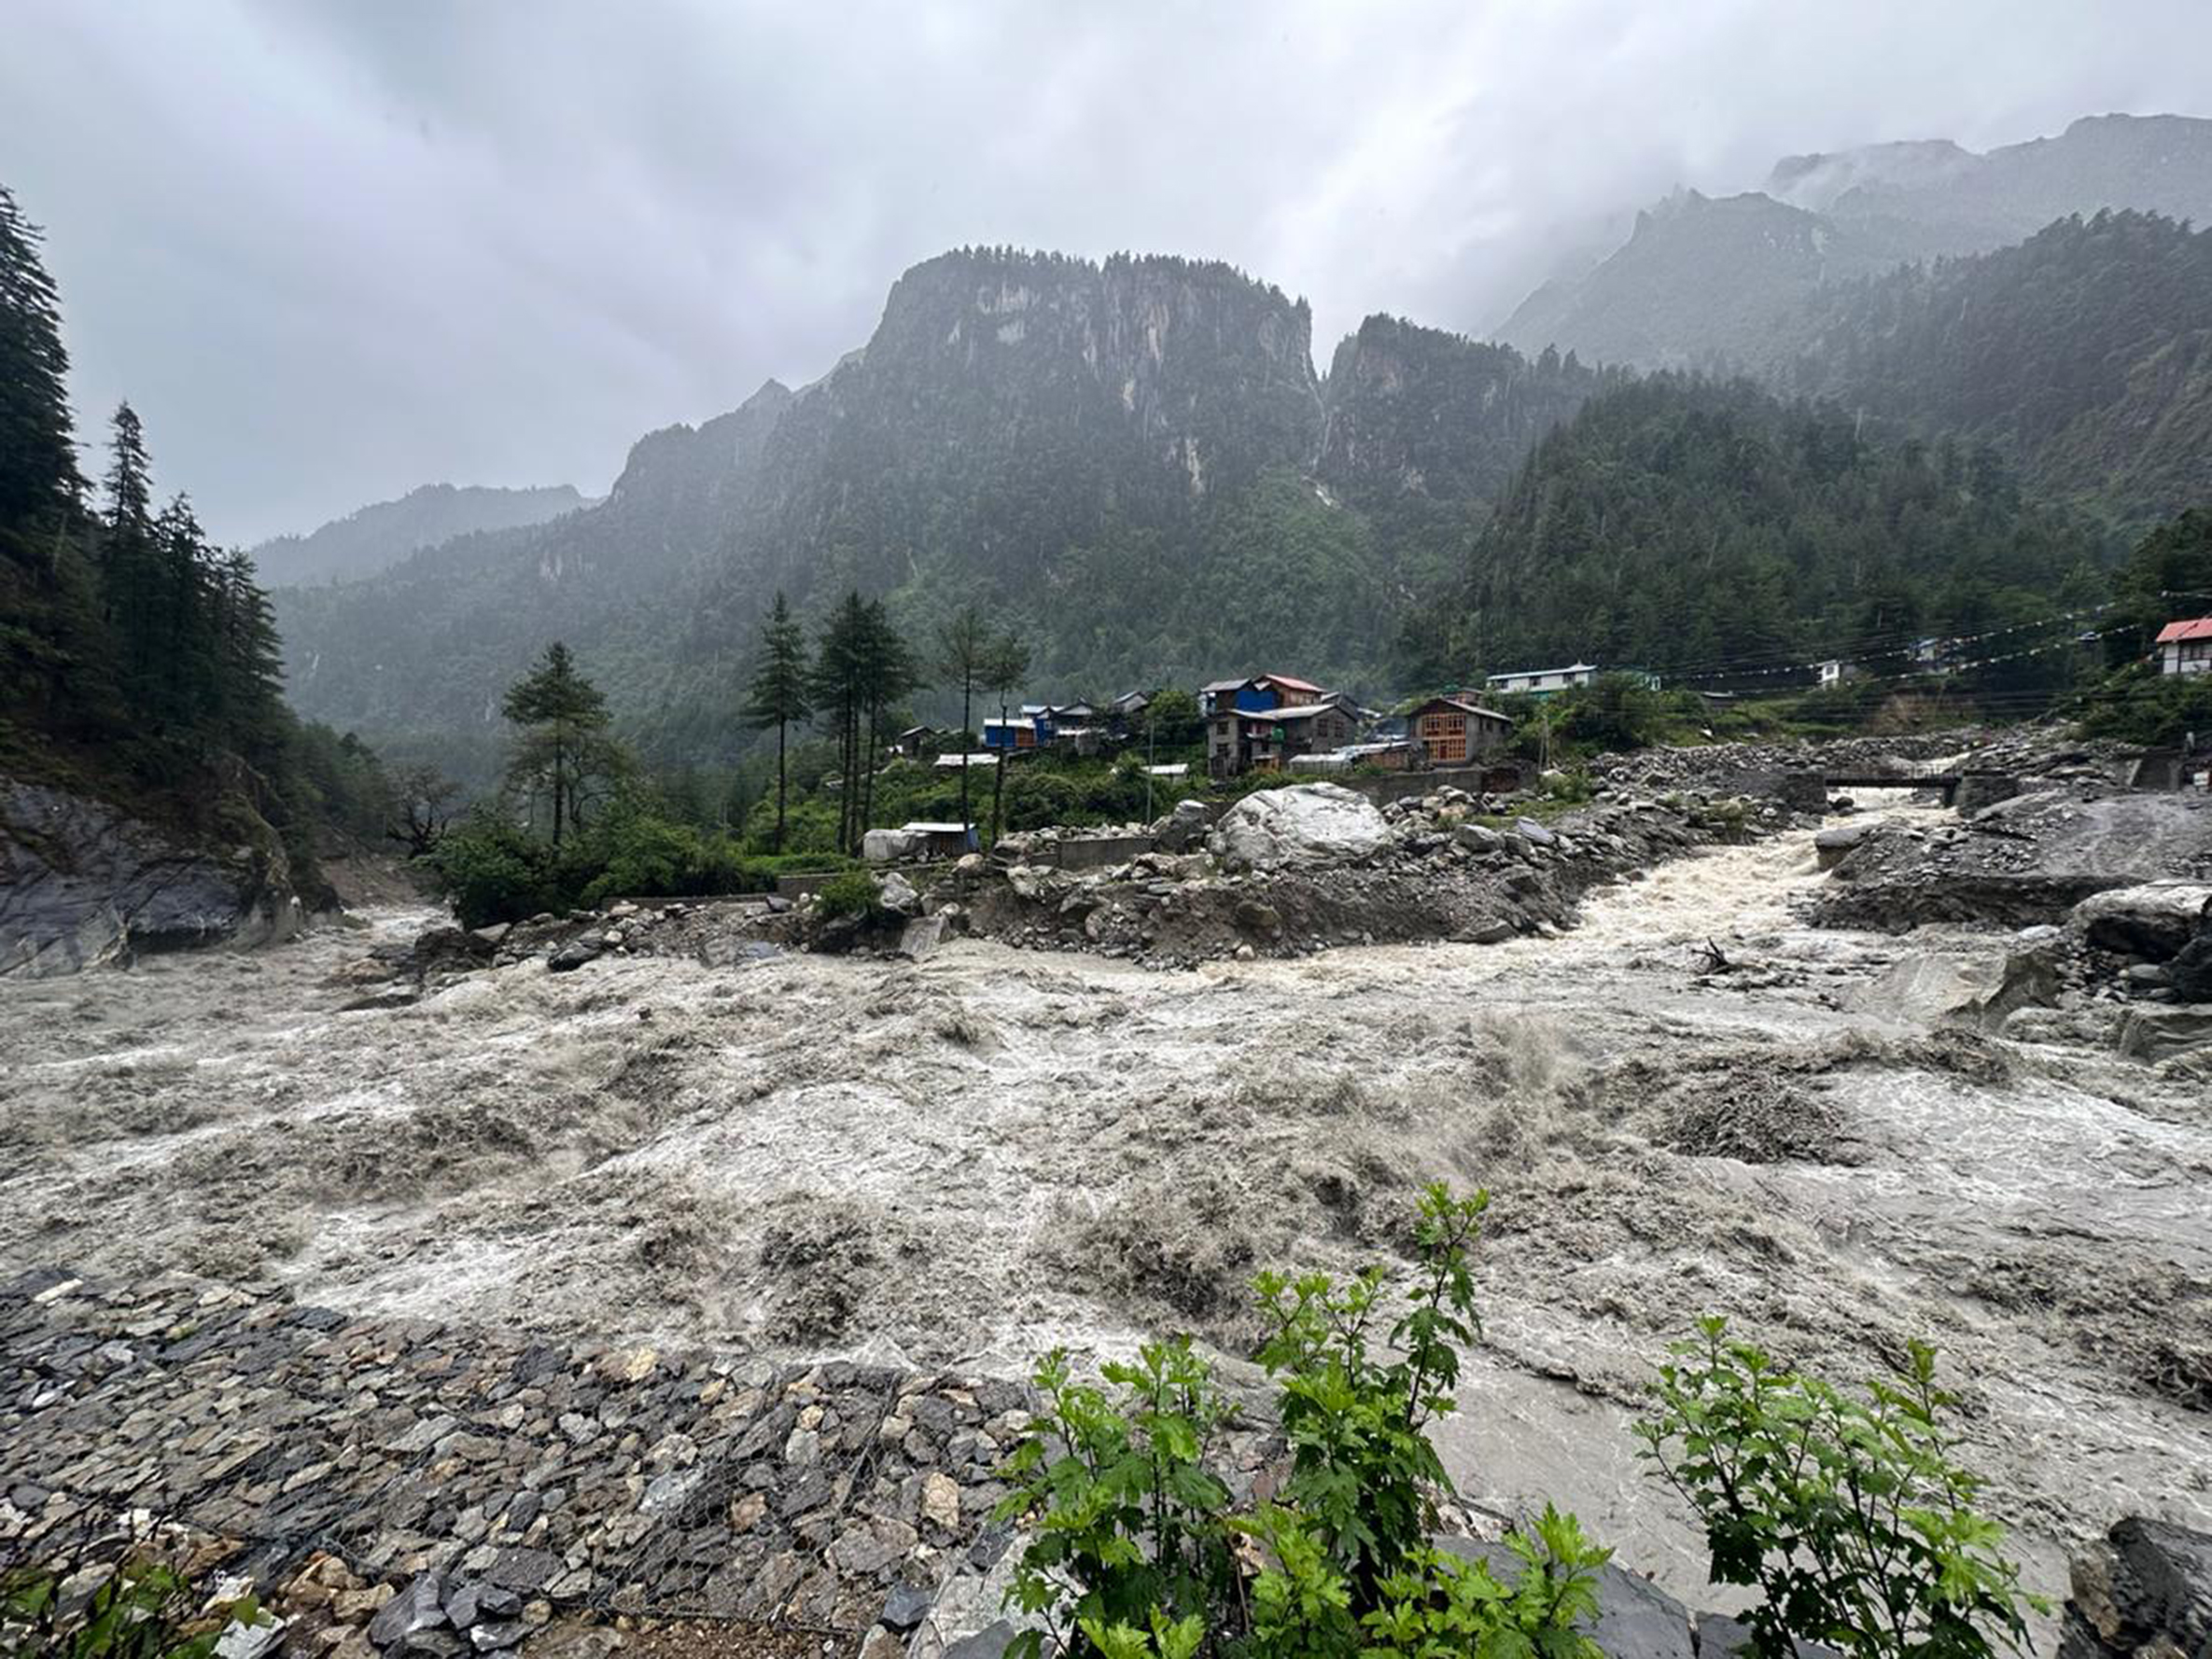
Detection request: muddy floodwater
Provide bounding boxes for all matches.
[4,808,2208,1619]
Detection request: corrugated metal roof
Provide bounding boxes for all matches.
[2156,618,2212,644]
[1260,672,1323,693]
[1413,697,1513,723]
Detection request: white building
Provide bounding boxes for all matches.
[2156,618,2212,676]
[1484,662,1598,697]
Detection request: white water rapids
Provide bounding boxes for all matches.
[3,807,2207,1624]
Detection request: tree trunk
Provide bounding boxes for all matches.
[988,696,1010,843]
[774,718,788,854]
[861,702,880,837]
[552,730,567,848]
[959,672,973,833]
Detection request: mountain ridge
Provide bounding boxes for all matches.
[249,481,592,587]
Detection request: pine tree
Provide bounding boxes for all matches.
[812,592,872,854]
[936,604,990,835]
[743,591,813,853]
[100,403,162,704]
[501,641,614,847]
[0,184,80,553]
[856,598,920,841]
[982,628,1031,845]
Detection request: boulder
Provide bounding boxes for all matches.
[878,872,921,914]
[2114,1006,2212,1064]
[862,828,917,863]
[1152,798,1213,854]
[368,1574,447,1648]
[2059,1515,2212,1659]
[2070,884,2212,961]
[1210,785,1393,871]
[1813,820,1877,871]
[896,915,945,961]
[547,936,607,973]
[0,777,305,978]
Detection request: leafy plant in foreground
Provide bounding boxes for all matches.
[1636,1317,2044,1659]
[1253,1184,1489,1597]
[1360,1504,1612,1659]
[1,1547,265,1659]
[998,1339,1235,1658]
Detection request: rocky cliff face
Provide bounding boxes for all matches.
[1320,314,1606,507]
[0,778,304,978]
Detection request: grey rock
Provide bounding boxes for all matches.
[368,1573,447,1647]
[943,1621,1019,1659]
[1695,1611,1837,1659]
[547,938,606,973]
[0,778,303,979]
[214,1616,286,1659]
[882,1581,935,1631]
[2059,1515,2212,1659]
[469,1621,528,1652]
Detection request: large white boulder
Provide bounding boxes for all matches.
[1209,783,1393,871]
[2068,882,2212,959]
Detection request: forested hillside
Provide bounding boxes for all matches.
[0,184,383,899]
[273,249,1610,772]
[1784,211,2212,527]
[249,481,589,586]
[1416,375,2108,692]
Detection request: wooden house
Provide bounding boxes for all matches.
[1407,697,1513,767]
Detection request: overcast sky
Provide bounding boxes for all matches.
[5,0,2207,548]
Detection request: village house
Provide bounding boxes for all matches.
[2156,618,2212,676]
[1485,662,1598,697]
[1209,696,1354,777]
[1405,697,1514,767]
[982,714,1042,750]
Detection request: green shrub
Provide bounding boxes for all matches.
[422,812,560,927]
[2,1547,267,1659]
[998,1185,1502,1659]
[1637,1317,2043,1659]
[812,868,887,922]
[1361,1507,1611,1659]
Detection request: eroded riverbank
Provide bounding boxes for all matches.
[3,810,2207,1618]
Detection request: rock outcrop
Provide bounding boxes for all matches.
[1813,790,2212,933]
[0,778,304,978]
[2060,1515,2212,1659]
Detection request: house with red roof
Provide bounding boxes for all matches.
[2156,617,2212,677]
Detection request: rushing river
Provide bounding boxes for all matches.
[3,809,2207,1628]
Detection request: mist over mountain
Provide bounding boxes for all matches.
[280,248,1603,765]
[1497,113,2212,370]
[248,482,591,586]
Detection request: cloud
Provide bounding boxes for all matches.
[3,0,2205,544]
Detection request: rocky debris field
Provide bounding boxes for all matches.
[11,1271,2208,1659]
[948,783,1786,968]
[0,1268,1049,1654]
